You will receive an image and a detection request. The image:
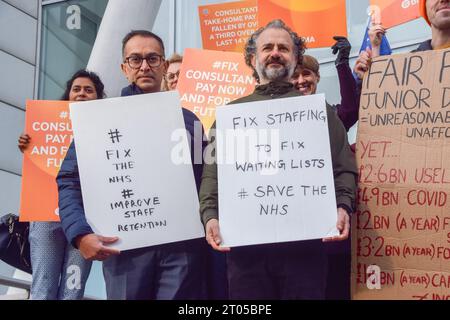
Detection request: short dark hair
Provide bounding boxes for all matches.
[61,69,105,100]
[122,30,165,58]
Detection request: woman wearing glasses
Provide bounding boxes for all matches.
[18,70,105,300]
[162,53,183,91]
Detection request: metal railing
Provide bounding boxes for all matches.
[0,275,31,290]
[0,275,99,300]
[0,275,30,300]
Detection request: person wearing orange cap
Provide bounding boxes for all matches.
[418,0,450,50]
[355,0,450,79]
[420,0,433,26]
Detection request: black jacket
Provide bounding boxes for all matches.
[413,39,433,52]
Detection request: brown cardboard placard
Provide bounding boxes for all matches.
[352,49,450,300]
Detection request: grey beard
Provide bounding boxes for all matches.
[257,61,295,83]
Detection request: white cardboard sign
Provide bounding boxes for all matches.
[70,91,204,251]
[216,94,338,247]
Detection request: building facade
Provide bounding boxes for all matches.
[0,0,431,298]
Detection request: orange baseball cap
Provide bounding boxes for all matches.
[420,0,431,26]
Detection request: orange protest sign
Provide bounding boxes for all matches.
[177,48,256,132]
[369,0,420,29]
[199,0,258,52]
[258,0,347,48]
[20,100,72,222]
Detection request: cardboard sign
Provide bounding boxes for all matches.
[69,92,205,251]
[258,0,347,48]
[369,0,421,29]
[177,48,256,132]
[352,49,450,300]
[216,94,339,247]
[199,0,258,52]
[20,100,72,222]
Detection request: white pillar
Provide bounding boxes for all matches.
[87,0,163,97]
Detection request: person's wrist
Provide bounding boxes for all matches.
[337,204,352,215]
[75,233,92,249]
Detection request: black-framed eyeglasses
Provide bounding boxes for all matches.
[124,54,164,69]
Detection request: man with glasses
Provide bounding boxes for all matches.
[57,30,207,300]
[120,30,167,95]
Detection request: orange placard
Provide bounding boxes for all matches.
[369,0,421,29]
[258,0,347,48]
[20,100,73,222]
[199,0,258,52]
[177,48,256,132]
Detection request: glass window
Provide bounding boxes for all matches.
[38,0,108,100]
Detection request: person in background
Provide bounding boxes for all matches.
[290,36,359,300]
[354,0,450,79]
[17,69,105,300]
[162,53,183,91]
[352,0,449,133]
[161,51,230,300]
[290,36,359,132]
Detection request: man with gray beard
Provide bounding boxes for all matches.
[199,20,358,299]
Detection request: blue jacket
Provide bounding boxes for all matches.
[57,84,206,247]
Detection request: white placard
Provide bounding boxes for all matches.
[216,94,339,247]
[70,91,204,251]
